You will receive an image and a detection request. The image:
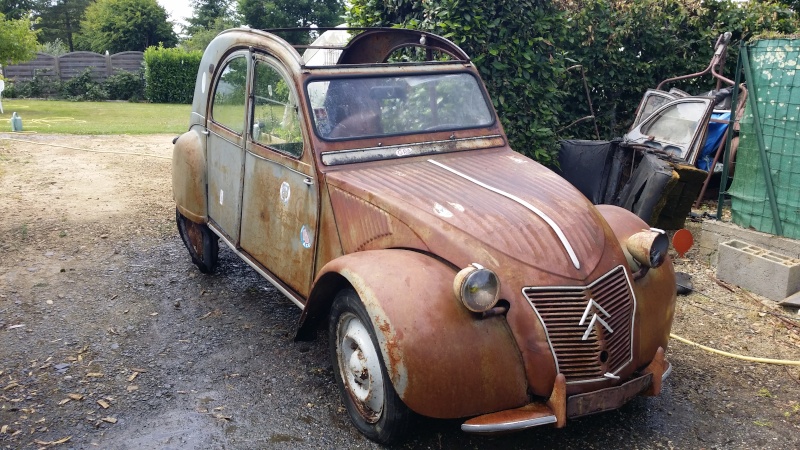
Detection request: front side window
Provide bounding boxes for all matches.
[307,72,494,140]
[211,56,248,134]
[252,60,303,157]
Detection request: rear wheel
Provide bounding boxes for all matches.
[176,209,218,273]
[328,289,411,444]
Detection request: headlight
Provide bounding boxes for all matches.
[453,263,500,312]
[626,228,668,268]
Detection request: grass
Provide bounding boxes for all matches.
[0,99,192,134]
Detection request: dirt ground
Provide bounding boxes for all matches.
[1,133,799,449]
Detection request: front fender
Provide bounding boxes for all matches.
[596,205,677,369]
[172,129,207,223]
[299,249,529,418]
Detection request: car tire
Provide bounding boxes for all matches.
[329,288,411,444]
[176,209,218,274]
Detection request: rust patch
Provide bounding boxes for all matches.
[328,187,393,252]
[547,374,567,428]
[641,347,666,396]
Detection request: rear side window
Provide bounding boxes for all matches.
[211,56,248,134]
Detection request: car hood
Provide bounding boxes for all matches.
[325,148,613,281]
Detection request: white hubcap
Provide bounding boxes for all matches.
[337,312,384,422]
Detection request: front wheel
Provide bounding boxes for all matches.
[176,209,218,273]
[328,289,411,444]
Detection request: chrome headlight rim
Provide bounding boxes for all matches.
[453,263,501,313]
[626,228,669,269]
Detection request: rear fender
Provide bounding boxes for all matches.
[172,129,207,223]
[298,249,529,418]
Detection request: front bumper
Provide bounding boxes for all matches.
[462,347,671,434]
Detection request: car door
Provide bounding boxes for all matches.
[206,52,250,245]
[630,89,677,130]
[624,97,715,165]
[239,54,319,298]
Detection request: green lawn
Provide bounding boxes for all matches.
[0,99,192,134]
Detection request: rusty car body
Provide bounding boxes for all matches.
[172,27,678,443]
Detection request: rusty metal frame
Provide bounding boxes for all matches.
[656,32,734,91]
[260,27,470,65]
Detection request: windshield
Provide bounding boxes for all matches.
[307,73,494,140]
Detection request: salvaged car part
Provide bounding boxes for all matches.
[559,32,740,229]
[557,140,707,229]
[172,27,681,444]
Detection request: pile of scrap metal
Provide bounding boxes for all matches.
[558,32,745,230]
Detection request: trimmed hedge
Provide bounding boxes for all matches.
[3,68,144,101]
[144,46,202,103]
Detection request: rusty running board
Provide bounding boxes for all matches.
[461,348,671,434]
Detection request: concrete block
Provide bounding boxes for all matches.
[699,220,800,266]
[716,239,800,301]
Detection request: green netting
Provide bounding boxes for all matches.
[729,39,800,239]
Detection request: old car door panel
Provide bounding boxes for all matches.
[206,52,250,245]
[630,89,677,129]
[240,151,318,297]
[625,97,715,164]
[238,55,319,298]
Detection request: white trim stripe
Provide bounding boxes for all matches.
[427,159,581,270]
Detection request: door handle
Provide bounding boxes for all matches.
[303,177,314,186]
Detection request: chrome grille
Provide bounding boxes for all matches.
[523,266,635,383]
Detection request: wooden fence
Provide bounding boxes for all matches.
[2,51,144,81]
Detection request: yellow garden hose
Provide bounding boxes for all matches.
[670,333,800,366]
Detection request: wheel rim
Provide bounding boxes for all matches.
[336,312,385,423]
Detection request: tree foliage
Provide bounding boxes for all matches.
[32,0,91,52]
[1,0,34,20]
[185,0,233,35]
[182,16,238,51]
[0,11,39,66]
[77,0,177,53]
[239,0,345,43]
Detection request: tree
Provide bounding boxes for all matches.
[1,0,34,20]
[32,0,91,52]
[185,0,232,35]
[0,11,39,66]
[238,0,345,43]
[182,16,238,51]
[77,0,178,53]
